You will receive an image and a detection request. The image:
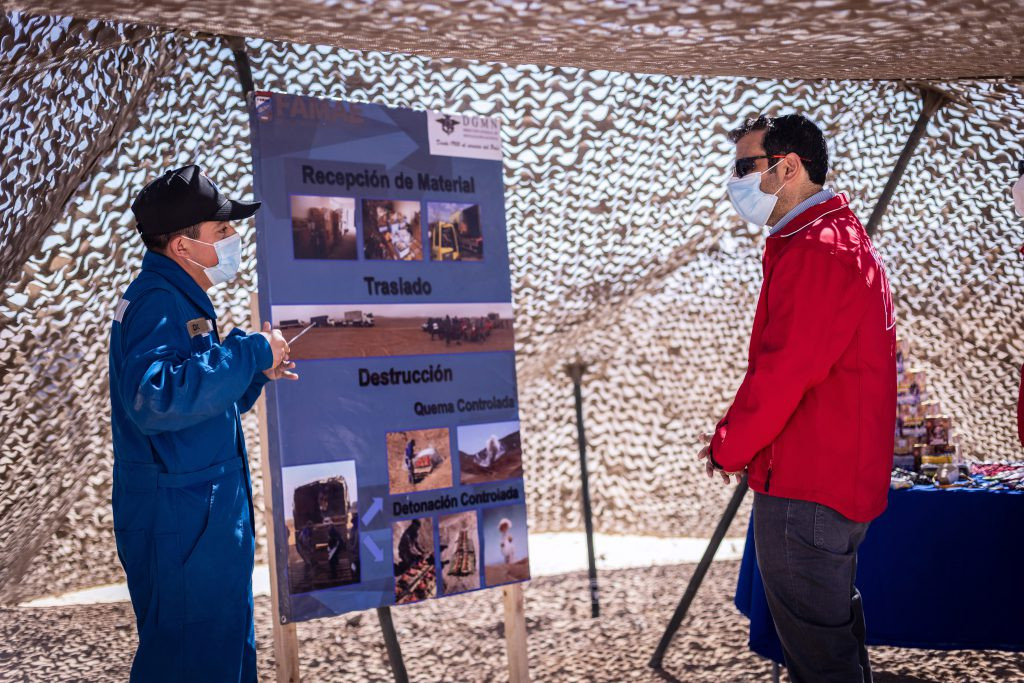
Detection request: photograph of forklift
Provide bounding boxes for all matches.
[439,510,481,596]
[427,201,483,261]
[363,199,422,260]
[392,517,436,605]
[270,303,515,359]
[281,460,361,595]
[290,194,358,260]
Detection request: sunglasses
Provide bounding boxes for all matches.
[734,154,811,178]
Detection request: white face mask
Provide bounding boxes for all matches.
[184,233,242,286]
[726,160,788,228]
[1013,176,1024,219]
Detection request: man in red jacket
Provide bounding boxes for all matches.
[698,114,896,682]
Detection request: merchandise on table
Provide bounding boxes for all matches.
[926,415,952,448]
[898,367,927,406]
[920,400,940,417]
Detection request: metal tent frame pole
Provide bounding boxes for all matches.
[565,362,600,618]
[865,86,951,236]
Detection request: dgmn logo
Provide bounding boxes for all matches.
[438,114,459,135]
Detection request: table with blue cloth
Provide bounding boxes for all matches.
[734,484,1024,663]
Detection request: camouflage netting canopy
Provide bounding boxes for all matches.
[8,0,1024,80]
[2,6,1024,604]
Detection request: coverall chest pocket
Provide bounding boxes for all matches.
[154,473,254,628]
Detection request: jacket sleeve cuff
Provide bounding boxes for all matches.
[251,370,272,388]
[707,445,723,471]
[248,331,275,371]
[709,421,728,470]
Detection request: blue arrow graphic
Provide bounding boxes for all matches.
[363,497,383,525]
[363,535,383,563]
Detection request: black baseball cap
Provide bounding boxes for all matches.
[131,164,261,236]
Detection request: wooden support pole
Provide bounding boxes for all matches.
[503,583,530,683]
[250,294,301,683]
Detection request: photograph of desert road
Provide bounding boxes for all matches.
[271,302,515,360]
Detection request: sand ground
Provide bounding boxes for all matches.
[285,318,515,359]
[3,561,1022,682]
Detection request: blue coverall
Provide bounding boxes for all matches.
[108,250,273,682]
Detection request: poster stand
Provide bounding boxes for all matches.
[250,294,530,681]
[251,294,303,682]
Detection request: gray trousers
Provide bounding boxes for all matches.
[753,492,872,683]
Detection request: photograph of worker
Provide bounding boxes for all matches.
[427,201,483,261]
[386,427,453,495]
[290,194,357,259]
[362,198,422,260]
[280,460,361,595]
[481,504,530,588]
[270,302,515,359]
[438,510,481,596]
[457,420,523,485]
[392,517,436,604]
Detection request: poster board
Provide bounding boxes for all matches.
[247,92,530,624]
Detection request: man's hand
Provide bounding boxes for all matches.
[697,431,743,485]
[259,321,297,381]
[264,359,299,382]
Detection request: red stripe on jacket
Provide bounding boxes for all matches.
[710,193,896,523]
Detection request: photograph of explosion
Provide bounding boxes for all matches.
[439,510,481,596]
[281,460,361,595]
[270,303,515,360]
[392,517,435,605]
[427,201,483,261]
[482,504,530,588]
[290,194,357,260]
[386,427,452,495]
[457,420,523,485]
[363,199,422,260]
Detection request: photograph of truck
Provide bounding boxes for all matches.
[280,460,361,595]
[271,303,515,359]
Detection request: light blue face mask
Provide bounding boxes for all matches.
[184,233,242,286]
[726,160,789,228]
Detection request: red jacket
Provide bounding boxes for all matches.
[710,193,896,523]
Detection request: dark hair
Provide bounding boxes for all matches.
[729,114,829,185]
[141,222,202,252]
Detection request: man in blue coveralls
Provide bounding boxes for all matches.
[109,165,297,681]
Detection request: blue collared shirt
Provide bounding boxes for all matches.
[768,188,836,236]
